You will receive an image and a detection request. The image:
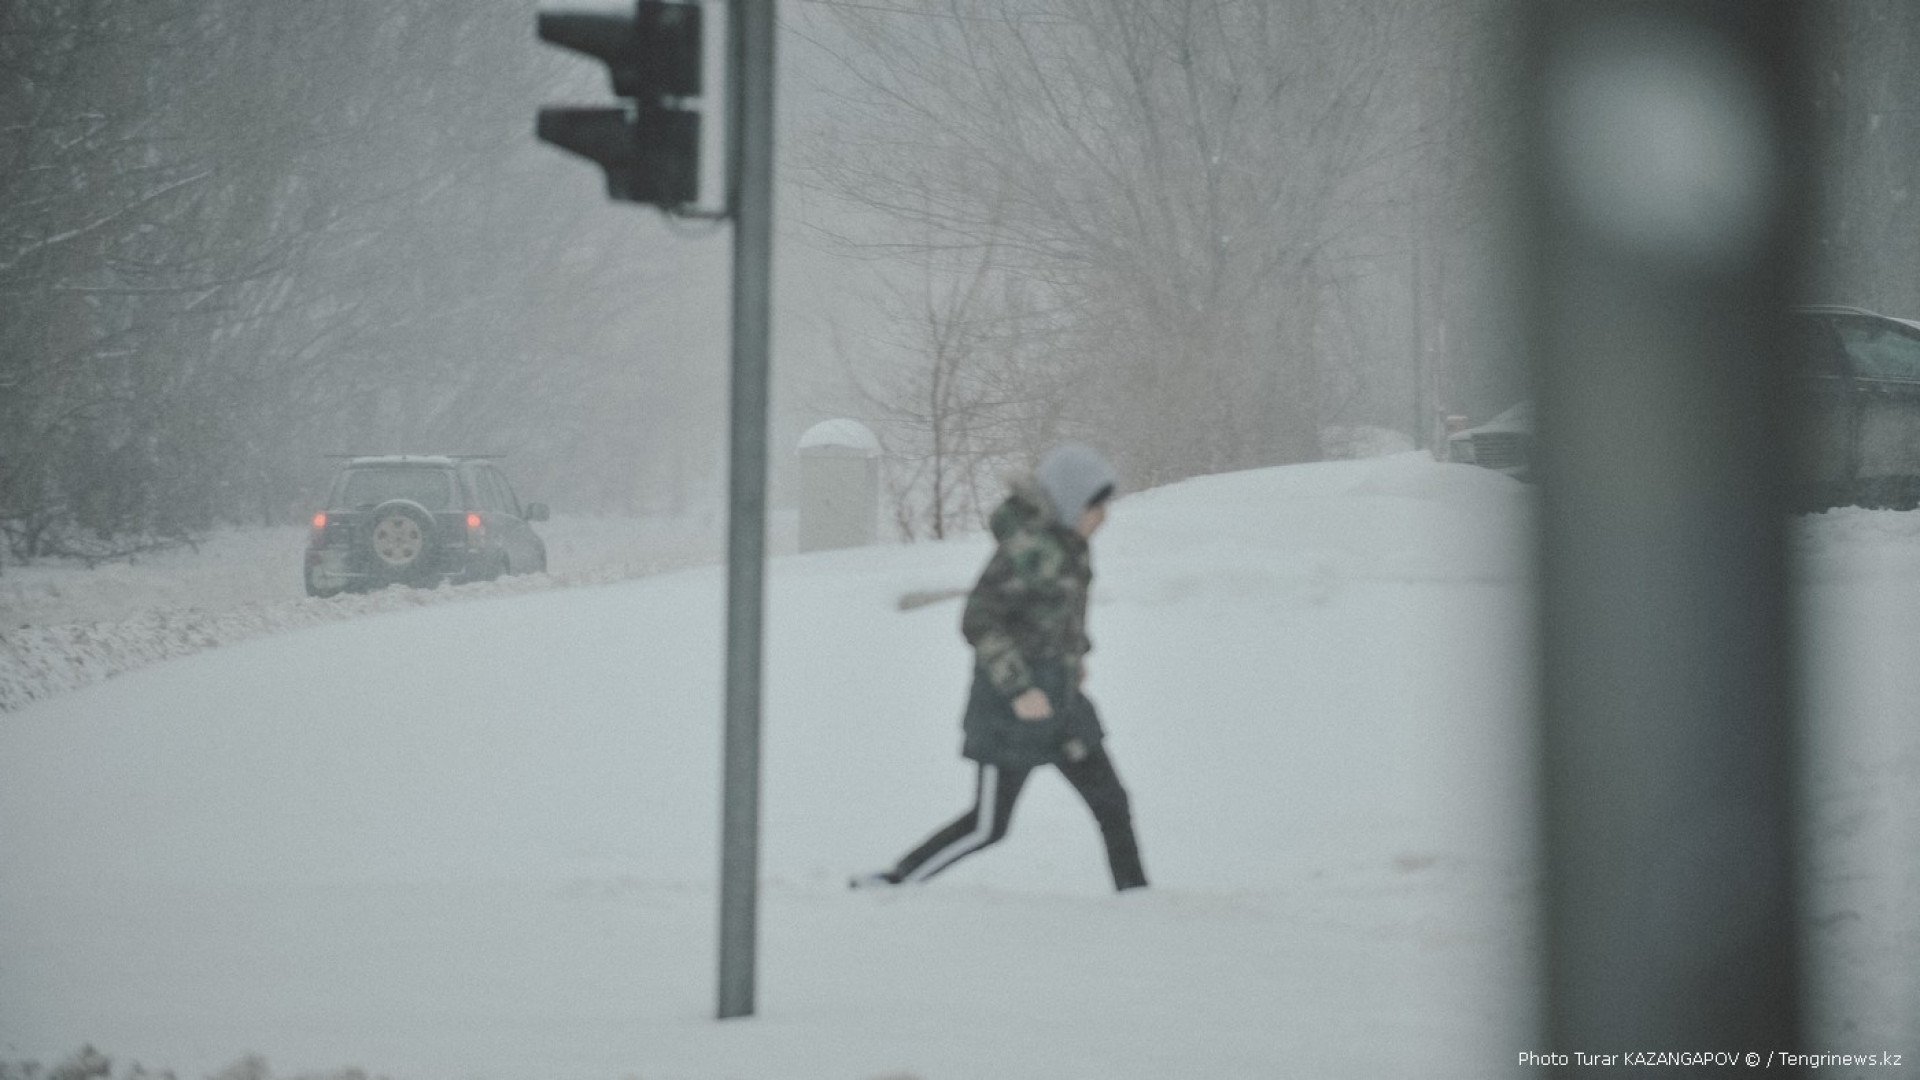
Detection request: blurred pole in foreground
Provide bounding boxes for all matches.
[718,0,775,1022]
[1523,2,1810,1070]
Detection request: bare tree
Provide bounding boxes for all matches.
[1808,2,1920,313]
[842,228,1066,539]
[0,0,721,564]
[0,0,240,561]
[794,0,1422,487]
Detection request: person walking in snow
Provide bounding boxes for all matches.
[856,444,1148,892]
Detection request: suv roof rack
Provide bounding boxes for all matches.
[323,453,506,461]
[1793,303,1880,316]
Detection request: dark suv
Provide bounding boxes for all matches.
[1449,306,1920,509]
[1792,304,1920,509]
[304,455,550,597]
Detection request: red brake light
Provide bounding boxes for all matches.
[312,512,327,530]
[467,513,483,532]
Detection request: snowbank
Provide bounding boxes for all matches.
[0,455,1545,1079]
[0,513,784,713]
[0,457,1912,1080]
[0,569,605,713]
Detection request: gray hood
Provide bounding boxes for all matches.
[1033,443,1118,527]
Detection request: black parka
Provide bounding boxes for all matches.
[958,475,1107,769]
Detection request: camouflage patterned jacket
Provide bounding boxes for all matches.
[960,474,1093,699]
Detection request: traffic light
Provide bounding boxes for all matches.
[536,2,702,209]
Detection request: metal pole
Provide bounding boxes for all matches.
[1523,2,1809,1069]
[1410,237,1426,452]
[718,0,775,1022]
[1409,78,1428,454]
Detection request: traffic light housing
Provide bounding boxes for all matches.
[536,2,702,209]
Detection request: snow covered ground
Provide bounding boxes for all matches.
[0,512,793,713]
[0,455,1913,1079]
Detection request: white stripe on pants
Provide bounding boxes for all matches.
[903,765,1001,882]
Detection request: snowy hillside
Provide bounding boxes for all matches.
[0,512,786,713]
[0,455,1913,1080]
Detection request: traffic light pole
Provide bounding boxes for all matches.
[717,0,775,1022]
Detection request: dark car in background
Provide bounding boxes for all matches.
[1448,306,1920,510]
[1792,304,1920,509]
[304,455,549,597]
[1446,401,1535,481]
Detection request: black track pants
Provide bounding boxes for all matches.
[889,744,1148,891]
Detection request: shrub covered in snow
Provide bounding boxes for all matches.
[0,1048,384,1080]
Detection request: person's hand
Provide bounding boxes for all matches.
[1011,687,1053,721]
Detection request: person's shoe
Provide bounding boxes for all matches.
[848,871,900,890]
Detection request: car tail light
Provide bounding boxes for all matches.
[308,513,328,548]
[466,513,484,541]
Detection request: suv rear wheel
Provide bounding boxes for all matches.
[305,568,343,599]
